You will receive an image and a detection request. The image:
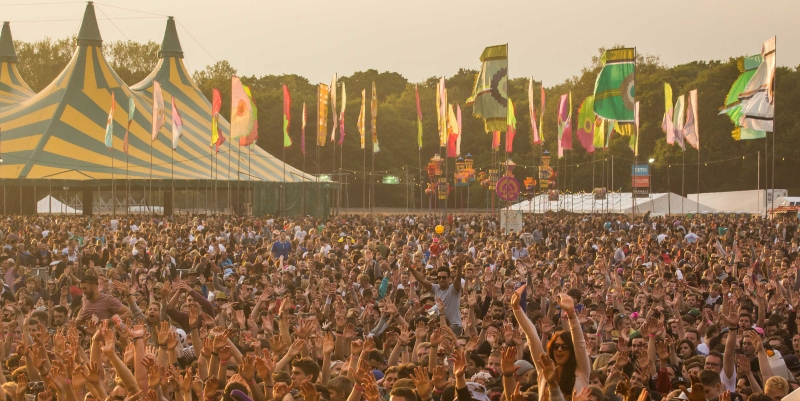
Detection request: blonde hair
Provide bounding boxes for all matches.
[593,353,614,371]
[765,376,789,395]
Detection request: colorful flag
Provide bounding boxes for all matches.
[576,95,595,153]
[283,84,292,147]
[673,95,686,150]
[317,84,329,147]
[456,105,462,156]
[447,104,458,157]
[415,84,423,149]
[528,78,540,145]
[491,131,501,150]
[739,37,776,132]
[438,77,448,147]
[330,74,337,143]
[466,44,508,132]
[151,81,164,141]
[301,102,307,155]
[339,81,346,145]
[104,92,115,149]
[215,128,226,153]
[210,88,222,147]
[593,117,605,149]
[663,83,676,144]
[683,90,699,150]
[230,77,253,139]
[357,89,365,149]
[630,101,639,155]
[721,55,765,140]
[123,96,134,154]
[593,48,635,135]
[557,93,572,158]
[763,36,776,104]
[540,85,546,143]
[371,81,378,153]
[171,97,183,150]
[506,98,516,153]
[240,86,258,147]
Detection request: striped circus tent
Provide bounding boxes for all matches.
[0,2,312,183]
[0,22,35,106]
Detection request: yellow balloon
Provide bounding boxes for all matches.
[435,225,444,234]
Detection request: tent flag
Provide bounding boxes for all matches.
[466,44,508,133]
[330,74,337,143]
[339,81,346,145]
[357,89,365,149]
[151,81,165,141]
[371,81,378,153]
[415,84,423,149]
[673,95,686,150]
[171,97,183,150]
[492,130,501,150]
[282,84,292,147]
[317,84,329,146]
[576,95,595,153]
[447,104,458,157]
[230,77,253,139]
[456,104,462,156]
[630,101,639,155]
[436,81,441,146]
[739,38,776,132]
[439,77,448,147]
[540,85,546,143]
[593,48,635,135]
[104,92,115,149]
[240,86,258,147]
[593,117,605,149]
[506,98,516,153]
[301,102,307,155]
[210,88,222,147]
[683,89,699,150]
[721,55,764,140]
[215,127,226,153]
[557,93,572,158]
[123,96,134,154]
[662,83,675,144]
[528,78,541,145]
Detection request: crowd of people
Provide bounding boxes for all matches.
[0,212,797,401]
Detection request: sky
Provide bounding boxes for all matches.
[2,0,797,86]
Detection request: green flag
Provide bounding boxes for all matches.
[466,44,508,133]
[593,48,635,135]
[721,55,765,140]
[593,117,605,149]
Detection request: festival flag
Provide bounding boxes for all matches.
[317,84,329,146]
[739,37,775,132]
[673,95,686,150]
[357,89,365,149]
[339,82,346,145]
[123,96,134,153]
[151,81,164,141]
[528,78,540,145]
[720,55,765,140]
[683,90,699,150]
[466,44,508,132]
[415,84,423,149]
[593,117,605,149]
[506,98,516,153]
[576,95,595,153]
[104,92,115,149]
[330,74,338,143]
[210,88,222,147]
[438,77,448,147]
[371,82,379,152]
[282,84,292,147]
[171,97,183,150]
[593,48,635,135]
[456,105,462,156]
[662,83,676,144]
[540,85,546,143]
[492,131,501,150]
[301,102,307,155]
[557,93,572,158]
[230,77,254,139]
[240,86,258,147]
[447,104,458,157]
[630,101,639,155]
[215,128,226,153]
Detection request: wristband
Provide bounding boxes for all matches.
[648,334,655,337]
[211,351,219,356]
[503,372,515,377]
[353,385,364,392]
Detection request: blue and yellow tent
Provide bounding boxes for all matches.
[0,22,35,106]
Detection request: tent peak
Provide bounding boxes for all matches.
[77,1,102,47]
[159,16,183,59]
[0,22,18,62]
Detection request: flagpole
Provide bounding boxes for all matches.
[418,146,423,211]
[209,144,212,214]
[111,146,115,217]
[316,86,320,217]
[227,144,232,215]
[332,129,336,216]
[302,150,306,216]
[363,140,366,210]
[681,149,685,215]
[125,148,129,214]
[282,143,286,217]
[248,147,252,215]
[149,141,153,216]
[237,145,242,216]
[171,148,174,214]
[771,35,776,215]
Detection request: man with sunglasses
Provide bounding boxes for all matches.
[409,253,465,335]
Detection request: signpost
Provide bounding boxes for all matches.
[631,163,650,198]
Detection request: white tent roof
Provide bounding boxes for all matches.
[776,197,800,207]
[37,195,81,214]
[504,192,715,215]
[686,189,785,214]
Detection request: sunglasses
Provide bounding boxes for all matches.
[552,343,572,351]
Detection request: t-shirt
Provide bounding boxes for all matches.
[77,293,124,321]
[431,283,462,327]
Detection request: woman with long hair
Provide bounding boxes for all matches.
[511,284,591,400]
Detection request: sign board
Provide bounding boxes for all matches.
[631,164,650,176]
[495,176,520,202]
[500,210,524,234]
[382,175,399,184]
[631,175,650,188]
[633,187,650,198]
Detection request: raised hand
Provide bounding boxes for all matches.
[500,346,518,376]
[300,380,320,401]
[239,355,256,381]
[556,293,575,316]
[680,375,706,401]
[540,352,558,387]
[510,284,527,310]
[452,348,468,378]
[411,366,433,401]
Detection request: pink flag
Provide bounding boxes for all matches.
[492,131,500,150]
[301,102,306,155]
[540,85,546,143]
[529,78,540,145]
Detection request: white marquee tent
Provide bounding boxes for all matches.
[504,192,715,215]
[37,195,81,214]
[687,189,785,215]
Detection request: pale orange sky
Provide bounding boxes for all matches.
[2,0,795,86]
